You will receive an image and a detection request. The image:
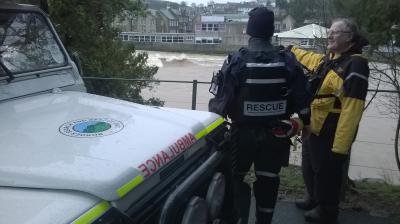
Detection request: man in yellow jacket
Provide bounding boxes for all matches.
[291,18,369,223]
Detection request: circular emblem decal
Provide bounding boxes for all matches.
[59,118,124,138]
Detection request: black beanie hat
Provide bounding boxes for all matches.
[246,7,275,38]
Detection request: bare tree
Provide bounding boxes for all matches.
[368,26,400,170]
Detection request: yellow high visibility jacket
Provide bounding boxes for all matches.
[291,47,369,155]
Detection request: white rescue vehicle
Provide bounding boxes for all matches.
[0,2,233,224]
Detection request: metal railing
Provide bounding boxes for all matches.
[82,76,400,109]
[82,77,211,110]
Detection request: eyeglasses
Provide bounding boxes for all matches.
[327,30,352,36]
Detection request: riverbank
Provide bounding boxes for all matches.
[134,42,326,55]
[134,42,242,55]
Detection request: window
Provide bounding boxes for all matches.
[218,23,226,31]
[0,12,66,73]
[202,24,207,31]
[214,24,219,31]
[275,24,280,32]
[213,38,221,44]
[195,24,202,31]
[300,39,309,46]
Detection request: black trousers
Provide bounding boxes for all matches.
[301,139,315,200]
[302,133,348,211]
[232,127,290,224]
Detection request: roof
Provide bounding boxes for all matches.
[219,13,249,22]
[275,24,328,39]
[160,8,176,20]
[148,9,158,16]
[201,15,224,22]
[169,8,181,16]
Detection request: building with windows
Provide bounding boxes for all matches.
[274,24,327,49]
[169,8,193,33]
[194,16,225,44]
[115,7,193,34]
[117,5,299,49]
[159,8,179,33]
[237,2,262,14]
[114,9,158,33]
[119,32,194,44]
[222,21,248,46]
[274,14,295,32]
[158,7,193,33]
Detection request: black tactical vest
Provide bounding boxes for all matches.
[229,48,292,126]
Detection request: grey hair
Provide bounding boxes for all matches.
[332,18,360,41]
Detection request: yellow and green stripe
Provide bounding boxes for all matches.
[72,201,110,224]
[195,117,224,140]
[116,175,144,198]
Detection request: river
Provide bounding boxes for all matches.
[142,50,400,185]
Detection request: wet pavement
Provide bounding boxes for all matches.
[247,198,391,224]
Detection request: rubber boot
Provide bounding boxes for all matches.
[295,192,317,210]
[304,205,338,224]
[232,180,251,224]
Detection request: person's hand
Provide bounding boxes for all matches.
[331,151,348,163]
[301,125,311,141]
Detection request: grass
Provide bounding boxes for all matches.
[279,165,306,199]
[277,165,400,222]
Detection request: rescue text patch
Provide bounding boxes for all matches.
[244,100,287,116]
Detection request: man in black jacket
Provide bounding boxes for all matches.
[209,7,311,224]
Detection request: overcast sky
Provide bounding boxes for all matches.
[164,0,249,5]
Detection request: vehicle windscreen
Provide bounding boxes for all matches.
[0,11,66,76]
